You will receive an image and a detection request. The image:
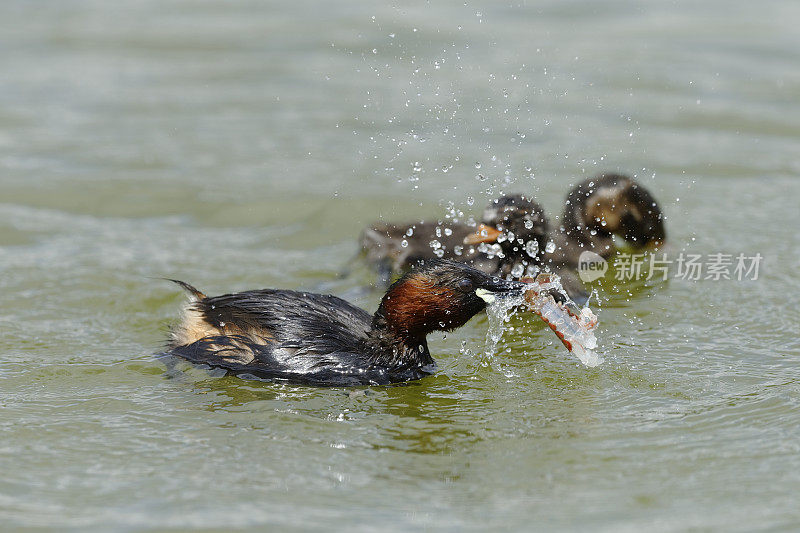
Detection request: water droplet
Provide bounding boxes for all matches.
[524,219,534,229]
[444,228,453,236]
[545,241,556,253]
[429,240,442,249]
[475,162,482,169]
[480,243,503,259]
[511,263,524,278]
[525,240,539,258]
[401,239,409,248]
[466,196,475,206]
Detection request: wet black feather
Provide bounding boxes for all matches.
[167,287,434,385]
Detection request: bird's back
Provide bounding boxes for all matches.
[168,287,387,385]
[360,220,499,282]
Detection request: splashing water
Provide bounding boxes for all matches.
[524,239,539,258]
[484,292,527,359]
[483,275,603,368]
[528,292,603,367]
[524,274,603,367]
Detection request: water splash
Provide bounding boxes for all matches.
[483,276,603,368]
[530,292,603,367]
[484,292,527,359]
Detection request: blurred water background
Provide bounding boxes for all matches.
[1,0,800,530]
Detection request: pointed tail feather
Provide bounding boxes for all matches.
[165,278,207,300]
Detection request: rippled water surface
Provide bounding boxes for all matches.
[2,0,800,530]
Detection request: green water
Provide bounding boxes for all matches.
[2,0,800,530]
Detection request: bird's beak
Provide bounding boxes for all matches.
[475,277,527,303]
[463,224,502,245]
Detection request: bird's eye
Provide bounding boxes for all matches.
[457,278,474,292]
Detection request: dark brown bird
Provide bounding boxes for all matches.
[544,173,666,301]
[165,260,527,386]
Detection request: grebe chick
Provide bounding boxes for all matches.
[360,194,549,284]
[166,260,527,386]
[546,173,665,269]
[544,173,666,303]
